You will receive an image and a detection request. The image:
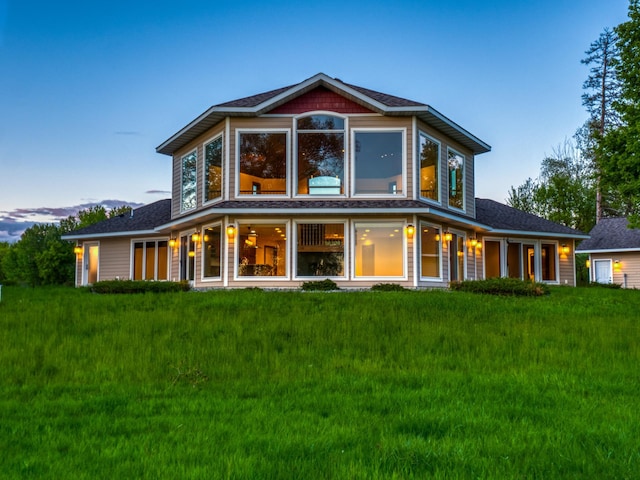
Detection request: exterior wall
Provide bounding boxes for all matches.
[97,238,134,281]
[590,251,640,288]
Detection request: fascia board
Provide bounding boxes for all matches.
[62,230,159,241]
[487,229,590,240]
[576,247,640,253]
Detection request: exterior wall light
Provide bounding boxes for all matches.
[585,259,591,269]
[192,231,201,243]
[405,224,415,238]
[561,244,570,255]
[74,245,83,255]
[226,225,236,237]
[169,238,177,248]
[188,250,196,258]
[614,259,621,270]
[469,237,478,247]
[444,231,453,242]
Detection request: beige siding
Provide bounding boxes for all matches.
[591,251,640,288]
[97,238,133,280]
[558,239,576,286]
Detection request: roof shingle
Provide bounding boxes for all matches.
[576,217,640,251]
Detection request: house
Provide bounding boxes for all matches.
[63,73,587,288]
[576,217,640,288]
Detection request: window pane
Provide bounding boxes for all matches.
[181,151,197,211]
[485,241,501,278]
[205,137,223,202]
[354,131,403,195]
[297,115,344,130]
[239,133,287,195]
[450,235,465,281]
[297,223,344,276]
[145,241,156,280]
[238,223,287,277]
[541,244,557,281]
[203,226,222,278]
[298,133,344,195]
[133,242,143,280]
[419,133,439,200]
[354,222,404,277]
[448,150,464,209]
[157,241,168,280]
[420,225,441,278]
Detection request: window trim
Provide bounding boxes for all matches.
[447,147,465,211]
[418,221,443,282]
[352,220,407,280]
[482,237,505,279]
[540,241,560,284]
[130,237,171,281]
[180,149,198,213]
[449,228,467,282]
[293,219,348,279]
[202,133,224,205]
[351,128,407,198]
[235,128,290,198]
[294,111,347,198]
[200,222,223,282]
[417,131,441,204]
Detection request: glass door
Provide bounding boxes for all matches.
[179,234,196,282]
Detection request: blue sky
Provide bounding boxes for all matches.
[0,0,631,241]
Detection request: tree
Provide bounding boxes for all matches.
[580,27,621,222]
[507,140,597,233]
[598,0,640,227]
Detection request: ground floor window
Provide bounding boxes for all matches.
[541,243,557,281]
[237,223,287,277]
[450,233,465,281]
[484,240,502,278]
[133,239,168,280]
[354,222,404,277]
[296,223,345,277]
[202,225,222,279]
[420,223,441,279]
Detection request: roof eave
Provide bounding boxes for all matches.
[62,230,160,241]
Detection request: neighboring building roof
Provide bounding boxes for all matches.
[156,73,491,156]
[62,199,172,239]
[475,198,587,238]
[576,217,640,252]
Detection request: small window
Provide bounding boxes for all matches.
[354,131,404,195]
[420,223,441,279]
[418,132,439,201]
[541,243,557,282]
[448,149,464,210]
[133,240,168,281]
[181,150,197,212]
[204,136,223,202]
[238,132,287,196]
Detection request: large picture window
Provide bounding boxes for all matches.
[133,240,168,281]
[297,115,345,195]
[354,131,404,195]
[237,223,288,277]
[448,149,465,210]
[181,150,197,212]
[418,132,439,201]
[238,132,287,195]
[296,223,345,277]
[354,222,404,277]
[204,136,223,202]
[420,223,441,279]
[202,225,222,279]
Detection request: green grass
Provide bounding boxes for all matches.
[1,286,639,479]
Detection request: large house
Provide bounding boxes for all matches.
[577,217,640,288]
[64,73,587,288]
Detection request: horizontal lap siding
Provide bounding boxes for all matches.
[592,251,640,288]
[559,239,576,286]
[97,238,132,281]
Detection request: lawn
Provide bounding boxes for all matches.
[0,285,639,479]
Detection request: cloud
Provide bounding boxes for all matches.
[0,222,32,243]
[146,189,171,195]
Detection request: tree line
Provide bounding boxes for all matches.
[0,205,130,287]
[508,0,640,232]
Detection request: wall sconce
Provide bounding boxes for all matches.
[226,225,236,237]
[74,245,83,255]
[169,238,177,248]
[405,224,415,238]
[561,244,570,255]
[475,242,482,250]
[188,250,195,258]
[444,231,453,242]
[614,259,621,270]
[585,259,591,269]
[191,231,201,243]
[469,237,478,247]
[434,233,440,242]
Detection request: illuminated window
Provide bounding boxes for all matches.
[237,223,288,277]
[296,223,345,277]
[297,115,344,195]
[202,225,222,279]
[420,223,441,279]
[133,240,168,280]
[238,132,288,196]
[354,222,404,277]
[448,149,464,209]
[204,135,223,202]
[418,132,439,201]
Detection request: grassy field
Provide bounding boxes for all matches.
[0,285,639,479]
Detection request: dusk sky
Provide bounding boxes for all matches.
[0,0,631,242]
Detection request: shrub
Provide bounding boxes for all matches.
[587,281,622,289]
[86,280,191,294]
[301,279,339,291]
[371,283,408,292]
[449,277,550,296]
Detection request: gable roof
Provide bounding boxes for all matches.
[62,199,172,240]
[156,73,491,156]
[576,217,640,252]
[475,198,587,238]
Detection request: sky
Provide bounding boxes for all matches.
[0,0,632,242]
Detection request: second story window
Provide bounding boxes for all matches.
[353,130,404,196]
[238,131,288,196]
[297,115,345,195]
[418,132,439,201]
[204,135,223,202]
[181,150,197,212]
[448,148,465,210]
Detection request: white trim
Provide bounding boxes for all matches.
[449,228,467,281]
[81,241,100,286]
[130,237,171,281]
[292,219,348,280]
[235,128,291,198]
[202,132,224,205]
[351,128,407,198]
[225,118,231,201]
[593,258,613,284]
[199,222,223,282]
[63,230,158,240]
[540,240,560,284]
[577,247,640,254]
[487,229,589,240]
[417,130,441,204]
[418,220,444,283]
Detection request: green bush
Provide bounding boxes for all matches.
[587,281,623,289]
[449,277,550,296]
[86,279,191,294]
[371,283,408,291]
[301,278,339,291]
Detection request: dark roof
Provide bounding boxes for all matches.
[62,199,172,238]
[475,198,586,237]
[156,73,490,156]
[576,217,640,251]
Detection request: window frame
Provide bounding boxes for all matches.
[233,220,290,280]
[418,221,443,282]
[417,131,440,203]
[180,149,198,213]
[236,128,290,198]
[200,222,223,281]
[540,241,560,284]
[293,220,348,279]
[352,220,407,280]
[351,128,407,198]
[294,112,347,198]
[447,147,465,211]
[130,237,170,281]
[202,133,224,204]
